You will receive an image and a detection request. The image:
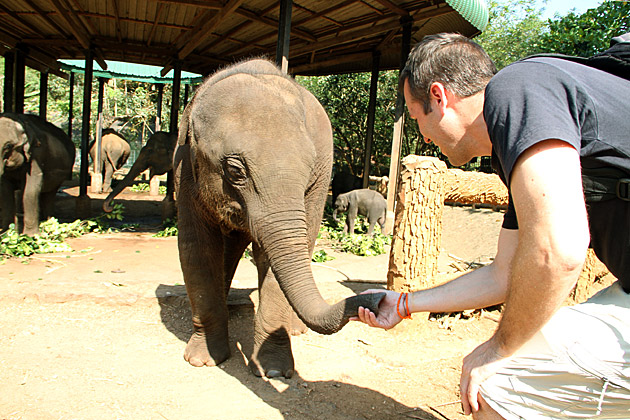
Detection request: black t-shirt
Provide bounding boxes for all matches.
[484,57,630,292]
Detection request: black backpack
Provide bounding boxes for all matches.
[527,33,630,202]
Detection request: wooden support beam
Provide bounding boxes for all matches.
[39,70,48,119]
[48,0,90,49]
[147,3,165,47]
[24,0,69,37]
[176,0,244,60]
[111,0,123,43]
[362,51,380,189]
[0,4,42,37]
[372,0,409,16]
[276,0,292,73]
[156,0,222,8]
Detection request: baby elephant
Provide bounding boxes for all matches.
[334,188,387,235]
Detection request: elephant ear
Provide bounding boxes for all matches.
[176,103,198,181]
[15,119,38,161]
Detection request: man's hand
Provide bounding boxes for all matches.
[350,289,402,330]
[460,336,510,415]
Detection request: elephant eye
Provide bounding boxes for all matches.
[223,156,247,185]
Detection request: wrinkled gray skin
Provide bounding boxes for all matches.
[334,188,387,235]
[0,113,75,236]
[174,59,384,378]
[102,131,176,212]
[89,129,130,193]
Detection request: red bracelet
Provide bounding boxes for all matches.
[396,292,412,320]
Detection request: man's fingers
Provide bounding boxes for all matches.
[467,381,480,413]
[460,374,472,415]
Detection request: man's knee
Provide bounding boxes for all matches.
[472,395,505,420]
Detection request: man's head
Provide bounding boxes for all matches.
[400,33,496,114]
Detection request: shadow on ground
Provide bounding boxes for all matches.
[155,283,440,420]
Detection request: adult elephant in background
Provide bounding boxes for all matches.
[0,113,75,236]
[102,131,176,213]
[89,128,130,193]
[174,59,384,378]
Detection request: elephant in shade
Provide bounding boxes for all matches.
[331,170,362,208]
[174,59,383,378]
[89,128,130,193]
[102,131,176,212]
[333,188,387,235]
[0,113,75,236]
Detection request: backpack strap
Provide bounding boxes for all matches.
[582,167,630,202]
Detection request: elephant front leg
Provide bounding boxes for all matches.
[250,248,295,378]
[23,167,44,236]
[178,228,231,367]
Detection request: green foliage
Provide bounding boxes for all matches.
[130,182,167,194]
[312,249,334,262]
[153,218,178,237]
[319,212,391,257]
[297,71,433,177]
[0,204,126,260]
[1,218,93,259]
[536,1,630,57]
[475,0,548,69]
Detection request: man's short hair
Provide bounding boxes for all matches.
[400,33,497,114]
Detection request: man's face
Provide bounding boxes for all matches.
[403,79,472,167]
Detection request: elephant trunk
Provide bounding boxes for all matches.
[257,209,384,335]
[102,156,148,212]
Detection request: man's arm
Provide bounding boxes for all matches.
[353,225,517,330]
[461,139,590,414]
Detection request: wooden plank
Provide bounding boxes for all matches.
[371,0,408,16]
[176,0,245,59]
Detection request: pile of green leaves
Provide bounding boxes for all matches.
[130,182,167,195]
[318,211,392,257]
[153,218,178,237]
[0,204,125,260]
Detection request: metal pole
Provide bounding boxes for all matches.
[275,0,293,73]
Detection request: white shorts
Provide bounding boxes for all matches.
[479,281,630,419]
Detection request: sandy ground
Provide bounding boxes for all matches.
[0,188,506,420]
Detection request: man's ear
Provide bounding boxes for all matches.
[429,82,449,113]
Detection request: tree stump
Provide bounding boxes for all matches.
[387,156,447,292]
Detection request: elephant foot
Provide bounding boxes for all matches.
[184,330,230,367]
[249,329,294,378]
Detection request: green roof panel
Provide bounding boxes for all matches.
[59,60,204,85]
[447,0,489,32]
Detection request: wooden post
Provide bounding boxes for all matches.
[155,83,163,132]
[13,46,26,114]
[68,72,74,138]
[275,0,293,73]
[91,77,106,193]
[39,71,48,119]
[387,155,447,292]
[3,50,14,113]
[76,47,94,218]
[362,51,380,189]
[384,18,412,235]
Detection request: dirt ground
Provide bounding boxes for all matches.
[0,186,506,420]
